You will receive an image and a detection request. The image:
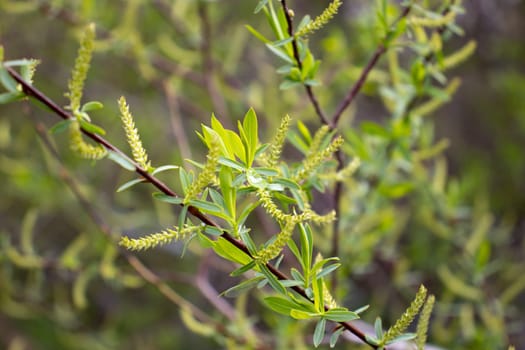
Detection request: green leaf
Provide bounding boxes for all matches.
[116,178,145,192]
[212,237,251,265]
[0,91,24,104]
[365,335,381,347]
[272,37,294,47]
[312,257,340,277]
[221,276,265,297]
[79,119,106,136]
[253,167,279,177]
[324,308,360,322]
[330,327,344,348]
[0,67,19,92]
[239,228,257,255]
[152,192,184,205]
[3,59,36,67]
[298,223,313,273]
[312,274,324,312]
[280,79,302,90]
[179,167,191,195]
[378,182,414,198]
[49,119,74,134]
[230,260,256,277]
[265,43,294,64]
[188,199,224,215]
[272,177,300,190]
[258,263,287,295]
[242,108,258,166]
[264,296,299,316]
[375,317,384,339]
[290,309,318,320]
[218,156,245,171]
[317,263,341,279]
[107,150,134,171]
[81,101,104,112]
[313,318,327,347]
[151,165,179,175]
[245,24,271,44]
[354,305,370,314]
[253,0,269,14]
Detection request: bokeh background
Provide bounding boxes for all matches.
[0,1,523,349]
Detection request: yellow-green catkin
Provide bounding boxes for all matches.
[118,96,151,170]
[257,188,291,223]
[293,136,343,182]
[315,253,338,309]
[295,0,342,37]
[412,78,461,117]
[416,294,435,350]
[383,285,428,344]
[119,224,201,251]
[442,41,477,71]
[265,114,291,168]
[255,219,295,264]
[67,23,95,113]
[69,120,107,159]
[409,10,456,28]
[183,135,220,204]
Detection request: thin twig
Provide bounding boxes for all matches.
[7,66,379,349]
[331,5,412,127]
[280,0,330,126]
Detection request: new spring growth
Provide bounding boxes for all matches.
[315,253,338,309]
[295,0,342,38]
[255,219,295,264]
[382,285,428,344]
[69,119,107,160]
[66,23,95,113]
[120,224,202,251]
[293,133,344,183]
[263,114,291,169]
[119,96,151,170]
[65,23,106,160]
[409,10,456,28]
[183,133,221,204]
[416,294,435,350]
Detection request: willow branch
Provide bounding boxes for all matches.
[280,0,330,126]
[331,5,412,127]
[7,66,378,349]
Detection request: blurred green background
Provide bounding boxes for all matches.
[0,1,523,349]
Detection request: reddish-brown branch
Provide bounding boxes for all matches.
[331,5,412,127]
[280,0,330,126]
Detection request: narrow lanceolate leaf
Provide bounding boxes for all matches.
[221,276,265,297]
[117,178,145,192]
[258,263,287,295]
[107,150,134,170]
[313,318,327,347]
[152,192,184,205]
[0,67,19,92]
[253,0,268,13]
[151,165,179,175]
[49,119,74,134]
[324,308,360,322]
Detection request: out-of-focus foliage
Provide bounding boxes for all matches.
[0,0,523,349]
